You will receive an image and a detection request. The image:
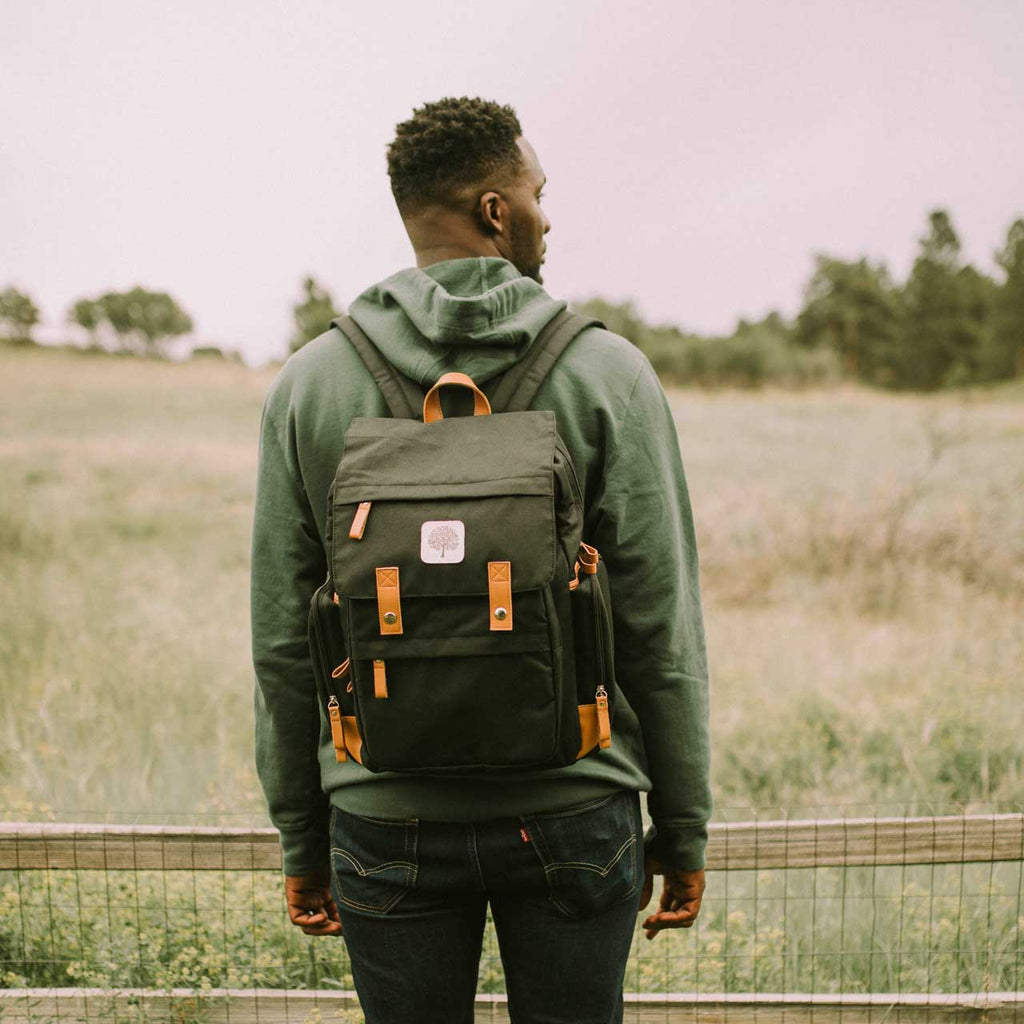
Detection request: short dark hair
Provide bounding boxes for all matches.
[387,97,523,214]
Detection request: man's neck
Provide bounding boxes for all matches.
[403,206,504,269]
[414,241,502,268]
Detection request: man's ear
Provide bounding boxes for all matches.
[477,191,505,236]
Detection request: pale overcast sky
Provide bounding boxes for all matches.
[3,0,1021,365]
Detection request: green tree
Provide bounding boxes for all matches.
[95,286,193,354]
[795,256,901,384]
[0,286,41,343]
[898,210,992,389]
[984,217,1024,380]
[290,276,339,353]
[67,297,103,345]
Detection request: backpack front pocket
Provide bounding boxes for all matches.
[343,590,567,772]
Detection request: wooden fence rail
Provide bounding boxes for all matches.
[1,815,1021,1023]
[1,813,1022,872]
[0,989,1023,1024]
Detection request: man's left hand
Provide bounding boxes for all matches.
[285,870,343,937]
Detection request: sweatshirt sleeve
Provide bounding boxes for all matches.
[589,358,712,870]
[251,389,331,876]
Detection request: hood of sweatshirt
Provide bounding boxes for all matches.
[348,257,566,387]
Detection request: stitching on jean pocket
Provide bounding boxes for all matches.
[329,815,418,914]
[542,833,636,876]
[331,847,417,878]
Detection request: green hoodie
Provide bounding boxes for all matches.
[252,258,711,875]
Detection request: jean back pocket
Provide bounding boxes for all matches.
[329,806,418,915]
[524,790,642,919]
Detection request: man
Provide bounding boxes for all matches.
[252,97,711,1024]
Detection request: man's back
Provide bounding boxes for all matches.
[253,256,709,864]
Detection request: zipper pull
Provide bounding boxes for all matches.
[595,685,612,749]
[327,695,347,762]
[349,501,372,540]
[373,659,388,699]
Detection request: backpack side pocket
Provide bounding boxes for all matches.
[309,578,356,763]
[570,544,616,758]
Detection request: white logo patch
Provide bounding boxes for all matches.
[421,520,465,563]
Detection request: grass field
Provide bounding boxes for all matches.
[1,342,1022,996]
[1,342,1022,819]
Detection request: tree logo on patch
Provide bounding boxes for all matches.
[421,520,465,563]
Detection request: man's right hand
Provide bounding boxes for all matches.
[639,859,705,940]
[285,871,343,936]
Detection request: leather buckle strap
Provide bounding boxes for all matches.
[375,567,403,635]
[488,561,513,631]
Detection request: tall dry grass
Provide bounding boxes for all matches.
[0,345,1021,819]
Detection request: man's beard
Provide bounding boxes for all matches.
[508,219,543,284]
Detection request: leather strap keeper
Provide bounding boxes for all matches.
[488,561,513,631]
[375,567,403,635]
[579,541,600,575]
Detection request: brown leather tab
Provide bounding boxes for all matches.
[373,659,388,699]
[341,715,363,764]
[331,658,351,681]
[596,687,612,749]
[375,567,403,635]
[576,704,599,759]
[349,501,372,540]
[579,541,600,575]
[328,699,347,763]
[423,372,492,424]
[488,561,513,631]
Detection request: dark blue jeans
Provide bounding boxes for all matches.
[329,789,644,1024]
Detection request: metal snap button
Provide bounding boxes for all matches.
[494,607,508,621]
[383,611,398,625]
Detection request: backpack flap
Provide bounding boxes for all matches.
[331,410,558,599]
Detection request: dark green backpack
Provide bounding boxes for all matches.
[308,310,616,774]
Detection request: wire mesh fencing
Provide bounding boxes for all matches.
[0,806,1021,1023]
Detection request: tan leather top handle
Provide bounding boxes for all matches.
[422,372,492,423]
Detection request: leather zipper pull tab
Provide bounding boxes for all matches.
[595,685,611,749]
[349,501,372,540]
[373,659,388,699]
[327,696,347,762]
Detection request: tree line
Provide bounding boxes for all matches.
[0,278,334,360]
[2,208,1022,389]
[579,209,1023,390]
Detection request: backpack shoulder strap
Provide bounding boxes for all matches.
[332,315,424,420]
[490,310,603,413]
